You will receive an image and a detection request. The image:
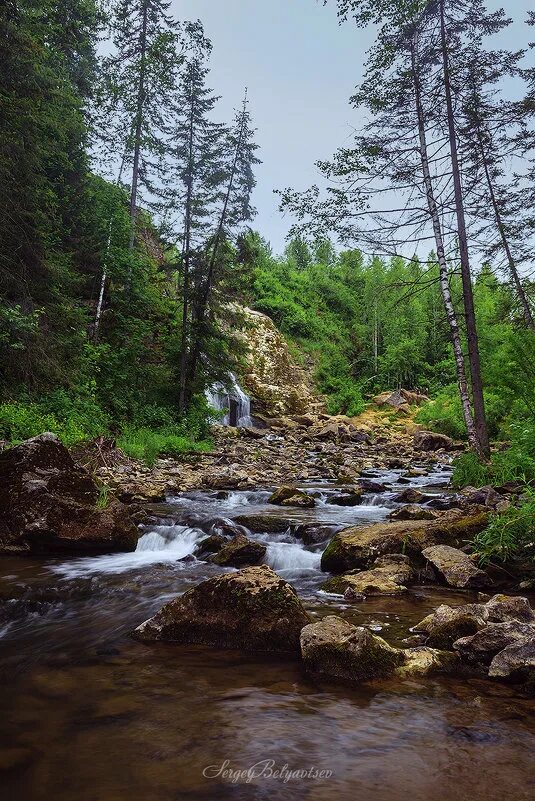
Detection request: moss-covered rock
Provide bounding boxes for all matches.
[133,565,311,654]
[321,554,414,596]
[234,514,290,533]
[320,510,489,574]
[300,615,405,682]
[395,647,459,678]
[269,486,315,508]
[210,534,266,567]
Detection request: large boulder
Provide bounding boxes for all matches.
[133,565,311,654]
[210,534,266,567]
[321,554,414,596]
[414,431,454,452]
[421,544,490,589]
[392,488,426,504]
[0,434,138,554]
[327,488,363,507]
[300,616,404,682]
[320,510,488,574]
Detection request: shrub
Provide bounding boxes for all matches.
[473,494,535,565]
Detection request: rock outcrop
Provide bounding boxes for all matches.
[238,307,320,416]
[0,434,138,555]
[320,510,488,574]
[133,565,311,654]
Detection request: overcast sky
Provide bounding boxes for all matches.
[177,0,533,256]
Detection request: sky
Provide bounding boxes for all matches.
[176,0,533,256]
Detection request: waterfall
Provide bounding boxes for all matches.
[206,373,254,428]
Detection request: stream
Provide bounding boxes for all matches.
[1,463,534,800]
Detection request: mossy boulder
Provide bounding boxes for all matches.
[300,615,405,682]
[0,433,138,555]
[133,565,311,654]
[320,511,488,574]
[413,603,488,649]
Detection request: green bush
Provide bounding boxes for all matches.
[0,393,110,447]
[473,494,535,565]
[415,389,467,440]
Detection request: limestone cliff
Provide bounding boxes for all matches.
[236,308,322,417]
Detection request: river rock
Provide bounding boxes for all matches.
[234,514,290,533]
[268,486,315,508]
[392,488,426,504]
[414,594,535,650]
[327,488,363,506]
[421,544,490,589]
[0,433,138,555]
[413,603,489,649]
[193,534,226,558]
[134,565,310,654]
[389,504,439,521]
[300,615,404,682]
[202,467,250,490]
[294,523,342,545]
[414,431,454,451]
[321,554,415,596]
[320,510,488,574]
[454,622,535,665]
[488,638,535,682]
[357,479,388,493]
[395,646,459,678]
[210,534,266,567]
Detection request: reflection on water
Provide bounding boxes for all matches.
[1,464,535,800]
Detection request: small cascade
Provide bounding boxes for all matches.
[205,373,253,428]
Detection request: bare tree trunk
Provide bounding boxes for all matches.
[128,1,148,266]
[411,34,478,449]
[439,0,490,459]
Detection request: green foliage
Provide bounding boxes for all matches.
[451,452,491,488]
[117,427,212,467]
[452,423,535,489]
[416,389,467,440]
[473,493,535,565]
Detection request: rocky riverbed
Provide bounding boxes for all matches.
[1,429,535,800]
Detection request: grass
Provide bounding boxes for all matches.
[116,426,212,467]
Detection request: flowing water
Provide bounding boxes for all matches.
[205,374,254,428]
[1,463,534,801]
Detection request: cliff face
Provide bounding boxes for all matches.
[237,308,322,417]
